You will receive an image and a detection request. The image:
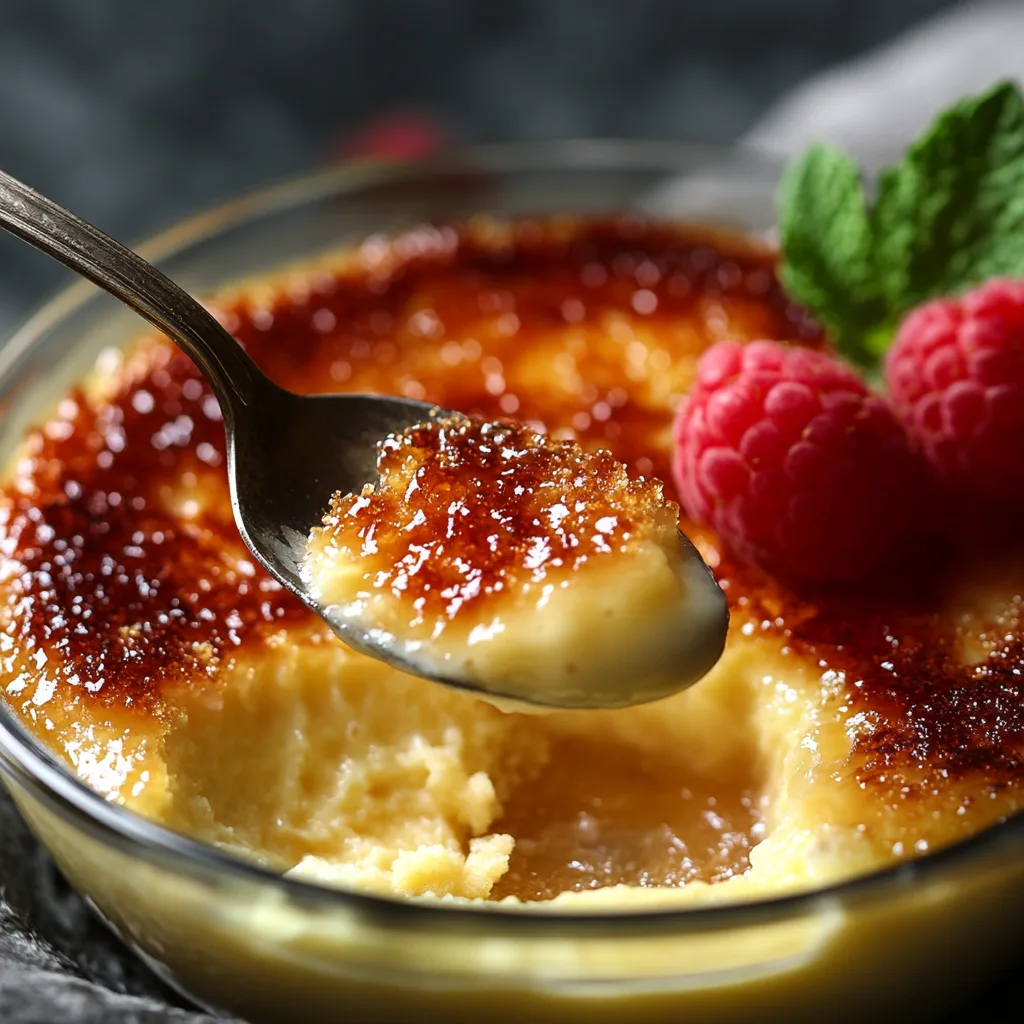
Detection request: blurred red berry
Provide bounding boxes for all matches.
[673,340,924,583]
[885,278,1024,500]
[336,110,446,162]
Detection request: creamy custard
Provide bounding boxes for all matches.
[305,414,725,708]
[1,218,1023,911]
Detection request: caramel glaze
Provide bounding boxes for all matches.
[2,215,1024,859]
[313,414,675,629]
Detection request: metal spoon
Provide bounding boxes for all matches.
[0,167,728,709]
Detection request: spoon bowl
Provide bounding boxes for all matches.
[226,383,455,662]
[0,166,729,709]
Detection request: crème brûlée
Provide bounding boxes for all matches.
[2,217,1024,908]
[305,414,726,708]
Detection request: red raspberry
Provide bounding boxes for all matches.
[885,278,1024,500]
[673,340,923,583]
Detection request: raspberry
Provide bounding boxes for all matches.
[673,340,923,583]
[885,278,1024,500]
[336,110,446,162]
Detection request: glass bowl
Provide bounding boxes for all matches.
[0,143,1022,1024]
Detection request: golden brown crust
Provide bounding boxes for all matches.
[723,554,1024,801]
[0,341,312,738]
[2,215,1022,811]
[312,414,676,629]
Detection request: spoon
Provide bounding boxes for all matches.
[0,167,728,709]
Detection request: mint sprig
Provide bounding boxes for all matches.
[778,80,1024,369]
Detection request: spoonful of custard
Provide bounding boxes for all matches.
[306,414,727,708]
[0,167,728,709]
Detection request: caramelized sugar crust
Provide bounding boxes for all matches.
[0,350,310,721]
[2,215,1023,857]
[312,414,676,628]
[755,561,1024,801]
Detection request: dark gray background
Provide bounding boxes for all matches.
[0,0,957,334]
[3,1,1010,1022]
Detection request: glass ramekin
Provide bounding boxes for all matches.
[0,143,1022,1024]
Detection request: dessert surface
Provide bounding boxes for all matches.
[1,216,1022,906]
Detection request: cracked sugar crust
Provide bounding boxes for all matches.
[309,414,678,632]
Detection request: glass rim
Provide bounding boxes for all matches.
[1,138,1021,938]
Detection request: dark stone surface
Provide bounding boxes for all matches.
[6,1,1015,1022]
[0,791,219,1022]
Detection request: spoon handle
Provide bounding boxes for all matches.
[0,167,263,417]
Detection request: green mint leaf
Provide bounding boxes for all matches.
[777,80,1024,371]
[872,80,1024,309]
[777,144,889,367]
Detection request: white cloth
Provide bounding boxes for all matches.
[745,0,1024,169]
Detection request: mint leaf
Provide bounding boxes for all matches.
[778,144,889,366]
[873,81,1024,308]
[777,80,1024,371]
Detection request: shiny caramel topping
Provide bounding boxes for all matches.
[724,552,1024,802]
[0,217,795,723]
[224,217,814,485]
[311,415,674,630]
[0,343,309,720]
[2,214,1023,813]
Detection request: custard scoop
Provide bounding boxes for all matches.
[305,415,728,709]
